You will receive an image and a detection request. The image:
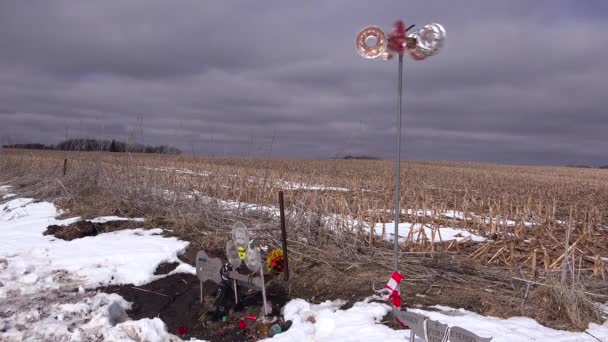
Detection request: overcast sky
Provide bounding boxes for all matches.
[1,1,607,165]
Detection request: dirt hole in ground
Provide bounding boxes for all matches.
[99,273,290,342]
[154,262,180,275]
[44,220,148,241]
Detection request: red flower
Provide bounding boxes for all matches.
[177,326,187,336]
[238,319,247,330]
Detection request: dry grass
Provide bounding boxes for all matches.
[1,148,606,330]
[1,149,606,273]
[530,275,602,331]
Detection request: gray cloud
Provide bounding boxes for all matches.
[1,0,607,165]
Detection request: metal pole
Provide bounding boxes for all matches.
[259,259,269,320]
[393,53,404,272]
[278,191,289,281]
[233,279,239,305]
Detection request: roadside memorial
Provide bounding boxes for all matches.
[393,310,426,342]
[225,221,269,314]
[266,248,286,274]
[195,221,270,320]
[195,250,223,302]
[448,326,493,342]
[425,319,449,342]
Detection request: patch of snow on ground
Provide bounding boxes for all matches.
[265,299,608,342]
[182,194,486,244]
[0,196,199,341]
[263,299,408,341]
[279,181,349,192]
[599,303,608,321]
[442,210,536,227]
[409,305,608,342]
[192,192,280,216]
[378,208,538,228]
[1,291,201,341]
[89,216,145,223]
[371,221,487,243]
[1,185,16,200]
[0,198,191,293]
[143,166,212,177]
[144,166,349,192]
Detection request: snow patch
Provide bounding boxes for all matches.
[370,221,487,243]
[264,299,407,341]
[0,198,192,293]
[144,166,349,192]
[409,305,608,342]
[143,166,212,177]
[88,216,145,223]
[278,181,349,192]
[378,208,538,228]
[1,291,204,341]
[0,185,16,201]
[0,196,199,341]
[265,298,608,342]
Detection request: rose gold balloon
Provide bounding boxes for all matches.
[356,25,388,59]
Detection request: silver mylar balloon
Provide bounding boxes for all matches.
[244,246,262,272]
[232,221,250,248]
[409,23,446,58]
[226,240,242,267]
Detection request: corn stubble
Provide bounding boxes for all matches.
[1,149,607,329]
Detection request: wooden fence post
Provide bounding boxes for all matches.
[279,191,289,281]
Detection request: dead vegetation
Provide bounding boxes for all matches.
[531,275,601,331]
[1,148,607,330]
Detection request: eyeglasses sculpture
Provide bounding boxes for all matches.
[196,221,270,316]
[355,20,446,273]
[355,21,446,60]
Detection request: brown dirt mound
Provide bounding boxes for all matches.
[154,262,180,275]
[99,273,290,341]
[44,220,147,241]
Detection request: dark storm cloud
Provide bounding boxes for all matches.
[0,0,607,164]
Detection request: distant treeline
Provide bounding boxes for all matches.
[565,164,608,169]
[342,155,381,160]
[2,139,181,155]
[328,154,381,160]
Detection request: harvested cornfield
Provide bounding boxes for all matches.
[1,148,607,330]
